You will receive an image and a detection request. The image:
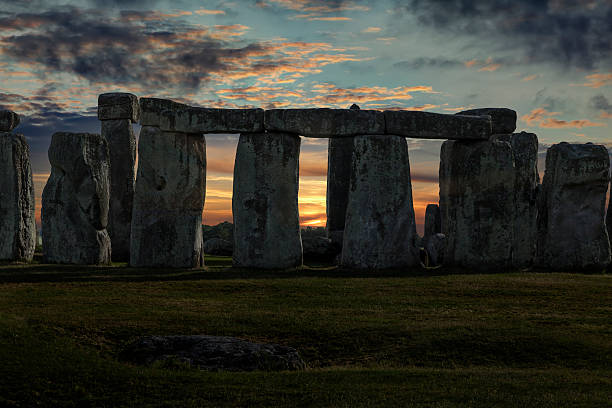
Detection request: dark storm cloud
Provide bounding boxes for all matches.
[589,94,612,114]
[392,0,612,70]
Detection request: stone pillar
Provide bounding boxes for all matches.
[232,132,302,269]
[0,110,36,262]
[439,140,515,270]
[326,137,354,246]
[130,126,206,268]
[42,132,111,264]
[423,204,441,242]
[536,143,610,270]
[341,135,419,269]
[98,93,139,262]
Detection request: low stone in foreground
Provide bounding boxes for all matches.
[123,335,306,371]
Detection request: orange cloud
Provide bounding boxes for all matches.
[363,27,382,33]
[195,8,226,15]
[522,108,606,129]
[478,63,501,72]
[464,59,477,68]
[571,72,612,88]
[521,74,538,81]
[306,83,436,106]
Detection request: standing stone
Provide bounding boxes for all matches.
[494,132,539,268]
[536,143,610,270]
[341,135,419,269]
[0,110,20,132]
[98,93,139,262]
[42,133,111,264]
[0,130,36,262]
[439,140,515,270]
[425,233,446,267]
[130,126,206,268]
[232,132,302,269]
[423,204,441,242]
[607,189,612,258]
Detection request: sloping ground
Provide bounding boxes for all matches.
[1,258,610,407]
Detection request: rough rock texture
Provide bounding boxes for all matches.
[203,238,233,256]
[536,143,610,270]
[341,135,419,269]
[123,335,306,372]
[0,110,20,132]
[101,119,137,262]
[326,137,354,246]
[425,233,446,267]
[385,111,492,140]
[494,132,540,268]
[607,191,612,255]
[130,126,206,268]
[232,132,302,269]
[42,132,111,264]
[98,93,139,122]
[423,204,441,242]
[140,98,263,134]
[457,108,517,134]
[302,236,340,263]
[265,108,385,137]
[0,132,36,261]
[439,140,515,270]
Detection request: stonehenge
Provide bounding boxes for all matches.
[98,93,139,261]
[232,132,303,269]
[0,110,36,262]
[423,204,441,242]
[42,132,112,265]
[536,143,610,271]
[341,135,419,269]
[130,126,206,268]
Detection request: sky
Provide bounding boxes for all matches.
[1,0,611,234]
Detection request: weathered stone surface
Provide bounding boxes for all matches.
[536,143,610,270]
[0,110,20,132]
[140,98,263,134]
[265,108,385,137]
[130,126,206,268]
[423,203,441,241]
[203,238,233,256]
[607,190,612,256]
[326,137,354,246]
[385,110,492,140]
[232,132,302,269]
[98,93,139,122]
[425,233,446,267]
[101,119,136,262]
[439,140,515,270]
[42,132,111,264]
[0,132,36,261]
[457,108,517,134]
[302,236,340,262]
[493,132,539,268]
[341,135,419,269]
[123,335,306,371]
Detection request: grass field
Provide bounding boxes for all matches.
[1,256,611,407]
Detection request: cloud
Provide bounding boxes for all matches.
[195,8,226,15]
[362,26,382,33]
[589,94,612,118]
[394,57,464,70]
[521,74,538,81]
[307,83,436,106]
[522,107,607,129]
[571,72,612,88]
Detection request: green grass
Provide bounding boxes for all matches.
[0,258,611,407]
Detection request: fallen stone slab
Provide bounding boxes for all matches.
[0,132,36,262]
[265,108,385,137]
[122,335,306,372]
[385,110,492,140]
[439,139,515,270]
[341,135,419,269]
[0,110,20,132]
[457,108,517,134]
[140,98,264,134]
[42,132,111,265]
[536,143,610,270]
[130,126,206,268]
[98,92,139,122]
[232,132,303,269]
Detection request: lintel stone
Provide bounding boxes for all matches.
[98,93,140,122]
[385,110,492,140]
[457,108,517,134]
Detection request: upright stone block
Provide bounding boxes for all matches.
[423,204,441,241]
[326,137,354,246]
[232,132,302,269]
[0,131,36,261]
[439,140,515,270]
[130,126,206,268]
[536,143,610,270]
[42,133,111,264]
[341,135,419,269]
[98,93,139,262]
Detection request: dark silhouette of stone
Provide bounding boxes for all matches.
[385,110,492,140]
[0,110,20,132]
[42,132,111,265]
[536,143,610,270]
[423,203,441,241]
[123,335,306,372]
[98,93,139,122]
[457,108,517,134]
[203,238,233,256]
[341,135,419,269]
[0,131,36,261]
[425,233,446,267]
[232,132,302,269]
[302,235,340,262]
[440,140,515,270]
[130,126,206,268]
[326,137,354,246]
